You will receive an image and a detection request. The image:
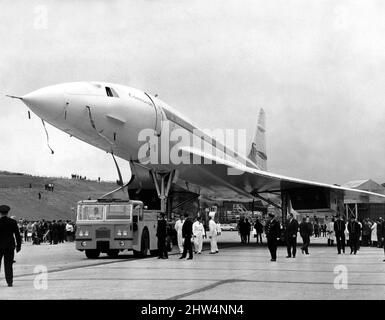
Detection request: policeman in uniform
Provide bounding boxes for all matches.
[265,213,281,261]
[0,205,22,287]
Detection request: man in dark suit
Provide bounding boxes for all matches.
[156,213,168,259]
[254,219,264,244]
[265,213,281,261]
[334,215,346,254]
[285,213,299,258]
[0,205,22,287]
[180,213,193,260]
[348,216,361,255]
[299,216,313,254]
[381,218,385,262]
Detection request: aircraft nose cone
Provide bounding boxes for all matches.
[22,85,65,121]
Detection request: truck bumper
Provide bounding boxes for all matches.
[76,238,133,252]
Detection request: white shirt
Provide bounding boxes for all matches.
[216,222,222,235]
[209,219,217,237]
[175,219,184,234]
[193,221,205,237]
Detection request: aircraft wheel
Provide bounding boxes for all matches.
[85,249,100,259]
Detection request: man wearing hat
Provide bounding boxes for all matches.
[0,205,21,287]
[265,213,281,261]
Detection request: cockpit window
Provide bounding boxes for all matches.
[105,87,119,97]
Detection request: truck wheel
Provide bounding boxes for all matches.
[133,229,149,257]
[106,249,119,258]
[85,249,100,259]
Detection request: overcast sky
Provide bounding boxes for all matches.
[1,0,385,184]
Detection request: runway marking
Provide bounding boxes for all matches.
[13,277,385,286]
[84,266,385,274]
[167,278,385,300]
[12,243,241,279]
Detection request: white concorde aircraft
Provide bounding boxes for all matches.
[7,81,385,213]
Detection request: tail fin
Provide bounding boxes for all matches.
[248,108,267,170]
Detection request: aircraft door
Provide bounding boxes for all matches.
[144,92,163,137]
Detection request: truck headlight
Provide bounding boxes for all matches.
[122,230,128,236]
[79,230,84,237]
[84,230,89,237]
[117,230,122,236]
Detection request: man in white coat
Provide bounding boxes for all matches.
[193,216,205,254]
[174,214,185,254]
[208,215,218,254]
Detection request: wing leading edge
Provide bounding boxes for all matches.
[178,146,385,204]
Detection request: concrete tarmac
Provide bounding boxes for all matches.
[1,233,385,299]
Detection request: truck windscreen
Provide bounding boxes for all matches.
[106,204,132,220]
[77,205,104,221]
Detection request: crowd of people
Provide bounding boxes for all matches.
[156,212,222,259]
[16,219,76,245]
[263,213,385,262]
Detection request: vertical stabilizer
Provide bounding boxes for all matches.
[248,108,267,170]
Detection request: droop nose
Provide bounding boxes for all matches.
[22,85,65,121]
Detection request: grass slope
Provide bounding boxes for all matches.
[0,173,118,221]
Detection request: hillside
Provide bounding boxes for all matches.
[0,172,118,221]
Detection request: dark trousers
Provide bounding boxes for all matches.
[286,236,297,257]
[301,235,310,253]
[350,235,359,253]
[336,233,345,253]
[157,237,168,258]
[182,237,193,258]
[0,248,15,285]
[256,232,263,243]
[267,238,277,260]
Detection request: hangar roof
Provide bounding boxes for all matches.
[342,179,385,195]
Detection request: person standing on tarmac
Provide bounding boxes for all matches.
[193,216,205,254]
[334,215,346,254]
[245,218,251,244]
[0,205,22,287]
[347,216,361,255]
[254,219,264,244]
[265,213,280,261]
[381,220,385,262]
[285,213,299,258]
[174,214,184,254]
[180,213,193,260]
[156,213,168,259]
[208,215,218,254]
[299,217,313,255]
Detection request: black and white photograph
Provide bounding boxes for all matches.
[1,0,385,310]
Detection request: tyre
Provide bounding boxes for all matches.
[106,249,119,258]
[85,249,100,259]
